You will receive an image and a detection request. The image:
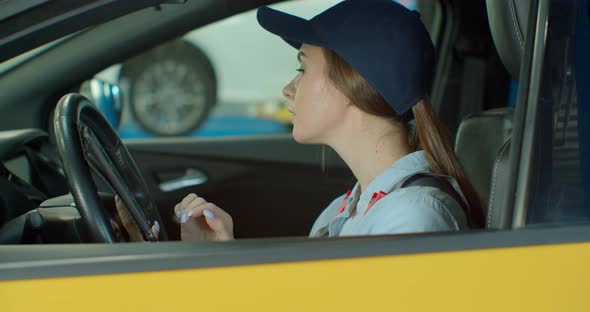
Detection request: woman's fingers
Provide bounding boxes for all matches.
[174,193,205,218]
[175,194,208,222]
[174,193,197,215]
[114,195,144,241]
[201,205,233,241]
[186,203,233,241]
[184,201,221,220]
[151,221,160,239]
[172,193,234,241]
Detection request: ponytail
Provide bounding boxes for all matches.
[412,98,485,228]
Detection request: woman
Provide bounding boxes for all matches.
[119,0,484,241]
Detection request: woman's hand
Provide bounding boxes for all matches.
[114,195,159,242]
[175,193,234,241]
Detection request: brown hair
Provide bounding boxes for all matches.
[323,48,485,228]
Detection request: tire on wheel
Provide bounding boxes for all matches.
[121,40,216,136]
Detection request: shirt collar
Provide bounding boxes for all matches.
[351,150,430,215]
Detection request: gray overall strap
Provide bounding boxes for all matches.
[399,173,471,227]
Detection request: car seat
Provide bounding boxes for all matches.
[454,0,531,229]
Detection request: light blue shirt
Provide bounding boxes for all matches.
[309,151,469,237]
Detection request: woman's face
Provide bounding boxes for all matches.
[283,44,350,144]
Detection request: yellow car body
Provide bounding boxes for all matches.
[1,241,589,311]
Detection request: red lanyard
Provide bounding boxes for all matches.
[364,191,387,216]
[336,189,387,217]
[337,189,353,215]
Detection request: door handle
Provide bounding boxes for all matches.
[158,168,208,192]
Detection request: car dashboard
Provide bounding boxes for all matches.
[0,129,107,244]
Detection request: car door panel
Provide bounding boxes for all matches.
[126,135,354,239]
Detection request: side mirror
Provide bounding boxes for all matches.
[79,79,123,129]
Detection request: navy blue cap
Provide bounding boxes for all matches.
[257,0,435,116]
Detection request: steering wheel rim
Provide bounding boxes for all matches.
[53,93,166,243]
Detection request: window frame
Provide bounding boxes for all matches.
[503,0,548,229]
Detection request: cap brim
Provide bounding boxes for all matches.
[257,6,324,49]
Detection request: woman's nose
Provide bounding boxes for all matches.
[283,78,296,101]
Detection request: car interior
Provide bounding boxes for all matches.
[0,0,586,249]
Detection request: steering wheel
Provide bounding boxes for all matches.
[53,93,167,242]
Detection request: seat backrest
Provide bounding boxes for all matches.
[455,107,514,216]
[486,138,513,229]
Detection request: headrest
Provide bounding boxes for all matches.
[486,0,531,78]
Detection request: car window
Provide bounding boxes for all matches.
[89,0,420,140]
[526,0,589,225]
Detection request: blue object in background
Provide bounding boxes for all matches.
[118,116,290,139]
[91,81,122,129]
[396,0,417,10]
[507,80,519,107]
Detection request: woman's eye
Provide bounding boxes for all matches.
[296,67,304,73]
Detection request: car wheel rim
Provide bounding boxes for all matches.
[133,59,208,135]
